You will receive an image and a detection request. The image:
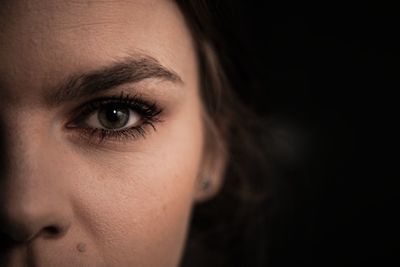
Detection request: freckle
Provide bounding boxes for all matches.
[76,242,87,253]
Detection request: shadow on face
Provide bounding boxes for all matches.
[0,1,222,266]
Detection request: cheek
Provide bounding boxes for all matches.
[68,91,204,266]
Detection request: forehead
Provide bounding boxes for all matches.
[0,0,195,102]
[0,0,185,52]
[0,0,178,33]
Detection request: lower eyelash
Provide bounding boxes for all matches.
[76,125,146,145]
[82,121,157,143]
[73,120,160,146]
[68,92,163,144]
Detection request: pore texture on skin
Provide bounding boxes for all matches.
[0,0,215,266]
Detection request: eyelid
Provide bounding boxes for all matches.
[64,92,163,144]
[66,92,161,127]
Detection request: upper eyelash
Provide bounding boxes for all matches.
[71,92,162,122]
[67,92,163,144]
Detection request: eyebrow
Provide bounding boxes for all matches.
[44,54,183,106]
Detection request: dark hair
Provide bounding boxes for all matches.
[176,1,275,266]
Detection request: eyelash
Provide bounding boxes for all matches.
[67,92,163,144]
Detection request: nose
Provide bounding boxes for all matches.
[0,197,72,244]
[0,173,72,246]
[0,135,72,246]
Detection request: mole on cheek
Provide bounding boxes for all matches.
[76,242,87,253]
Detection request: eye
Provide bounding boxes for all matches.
[85,103,141,130]
[67,92,163,143]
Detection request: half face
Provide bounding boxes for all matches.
[0,0,214,266]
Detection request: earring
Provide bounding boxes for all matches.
[200,177,211,191]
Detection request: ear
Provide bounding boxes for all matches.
[194,111,228,203]
[193,41,229,202]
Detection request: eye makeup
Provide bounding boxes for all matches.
[65,91,163,145]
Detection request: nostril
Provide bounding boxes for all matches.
[42,226,62,237]
[0,225,66,247]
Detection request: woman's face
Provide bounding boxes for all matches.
[0,0,215,266]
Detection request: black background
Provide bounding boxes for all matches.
[217,1,398,266]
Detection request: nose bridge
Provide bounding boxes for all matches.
[0,121,72,243]
[1,108,46,172]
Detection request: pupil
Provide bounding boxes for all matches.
[98,104,129,129]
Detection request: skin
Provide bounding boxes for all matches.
[0,0,224,266]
